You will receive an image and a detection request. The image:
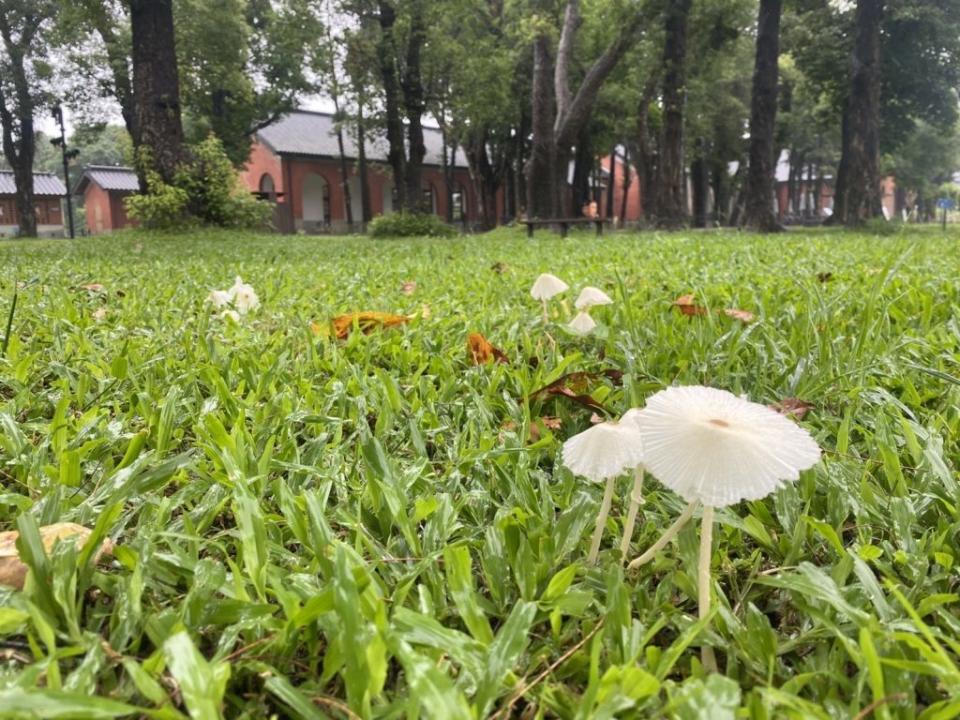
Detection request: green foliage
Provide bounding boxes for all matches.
[126,138,271,230]
[1,227,960,716]
[368,211,457,238]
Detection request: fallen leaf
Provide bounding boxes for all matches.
[723,308,755,322]
[92,307,108,321]
[401,281,417,295]
[769,397,815,419]
[81,283,105,293]
[0,523,113,589]
[468,332,509,365]
[528,370,623,414]
[817,272,833,283]
[419,304,432,320]
[331,311,411,339]
[491,261,508,274]
[673,294,707,316]
[500,416,562,443]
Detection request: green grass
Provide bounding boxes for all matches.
[0,226,959,719]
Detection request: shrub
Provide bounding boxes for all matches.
[125,137,271,231]
[368,212,457,238]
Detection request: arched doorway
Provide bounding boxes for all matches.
[302,173,330,228]
[259,173,276,200]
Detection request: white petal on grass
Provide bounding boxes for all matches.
[562,420,646,482]
[575,286,613,310]
[207,289,231,308]
[229,277,260,314]
[568,311,597,335]
[634,386,821,507]
[530,273,569,300]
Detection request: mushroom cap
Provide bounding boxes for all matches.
[567,311,597,335]
[561,420,646,482]
[530,273,570,300]
[207,289,231,308]
[634,385,821,507]
[575,286,613,310]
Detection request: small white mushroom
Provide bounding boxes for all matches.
[562,420,646,563]
[530,273,570,322]
[567,311,597,336]
[574,286,613,311]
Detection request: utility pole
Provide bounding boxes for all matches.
[51,104,78,239]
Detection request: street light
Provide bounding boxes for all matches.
[51,104,78,239]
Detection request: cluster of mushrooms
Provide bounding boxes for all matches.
[530,273,612,335]
[530,273,821,671]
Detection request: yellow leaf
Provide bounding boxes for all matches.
[0,523,113,589]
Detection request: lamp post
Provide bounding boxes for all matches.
[50,104,78,239]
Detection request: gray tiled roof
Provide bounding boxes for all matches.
[257,111,467,167]
[76,166,139,193]
[0,170,66,196]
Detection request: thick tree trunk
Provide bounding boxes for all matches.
[656,0,692,227]
[332,103,354,230]
[526,31,558,219]
[620,145,631,223]
[0,10,45,238]
[402,0,427,212]
[465,132,501,231]
[691,139,709,228]
[376,1,407,211]
[831,0,884,226]
[129,0,185,187]
[634,74,658,221]
[742,0,782,232]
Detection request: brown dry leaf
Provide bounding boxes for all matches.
[528,370,623,414]
[81,283,105,293]
[331,311,411,340]
[468,332,509,365]
[0,522,113,589]
[769,397,815,419]
[500,416,562,443]
[491,261,508,274]
[92,307,108,321]
[401,281,417,295]
[672,294,707,317]
[723,308,755,322]
[817,272,834,283]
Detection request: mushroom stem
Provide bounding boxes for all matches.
[618,467,645,562]
[699,504,718,672]
[588,475,617,563]
[627,500,698,569]
[541,298,549,323]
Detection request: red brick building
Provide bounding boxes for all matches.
[595,152,644,223]
[0,171,66,237]
[75,166,139,234]
[241,111,480,232]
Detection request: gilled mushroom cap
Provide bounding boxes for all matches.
[634,385,821,507]
[561,420,646,482]
[530,273,570,300]
[575,286,613,310]
[567,311,597,335]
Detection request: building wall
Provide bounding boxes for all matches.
[596,155,643,222]
[85,183,112,234]
[250,151,481,232]
[0,195,64,236]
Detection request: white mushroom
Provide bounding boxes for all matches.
[567,311,597,336]
[530,273,570,322]
[574,286,613,311]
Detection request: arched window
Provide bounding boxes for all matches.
[451,185,467,222]
[259,173,276,199]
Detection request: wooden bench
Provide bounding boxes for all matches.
[522,217,604,238]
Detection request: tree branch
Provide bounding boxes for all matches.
[553,0,581,130]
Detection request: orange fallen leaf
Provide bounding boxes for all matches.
[673,294,707,316]
[401,281,417,295]
[769,398,815,419]
[0,523,113,589]
[331,311,411,339]
[723,308,755,322]
[468,332,509,365]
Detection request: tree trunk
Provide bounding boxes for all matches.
[333,104,354,230]
[691,139,709,228]
[526,30,558,219]
[376,1,407,211]
[571,126,593,217]
[742,0,782,232]
[0,9,48,238]
[129,0,185,187]
[620,144,631,223]
[656,0,692,227]
[465,131,501,231]
[634,74,658,221]
[402,0,427,212]
[831,0,884,226]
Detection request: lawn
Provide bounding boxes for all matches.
[0,226,959,719]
